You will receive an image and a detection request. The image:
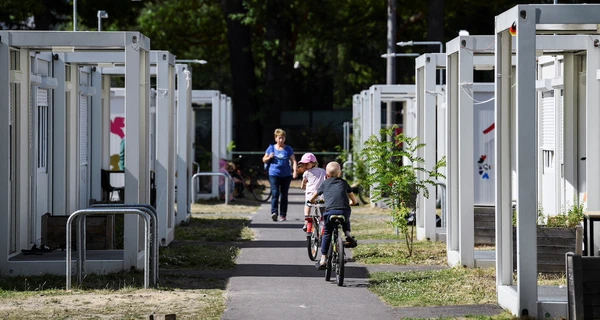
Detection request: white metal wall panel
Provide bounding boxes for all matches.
[37,88,48,107]
[560,92,564,162]
[541,91,555,150]
[79,95,88,165]
[473,91,495,206]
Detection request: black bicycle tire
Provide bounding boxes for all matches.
[357,185,368,205]
[336,232,345,286]
[307,218,319,261]
[325,233,333,281]
[251,176,271,202]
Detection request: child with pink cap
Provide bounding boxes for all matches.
[298,153,327,231]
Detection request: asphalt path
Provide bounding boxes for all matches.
[222,188,504,320]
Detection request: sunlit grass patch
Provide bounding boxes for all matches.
[353,240,446,265]
[175,217,253,242]
[191,198,259,215]
[352,215,400,240]
[369,267,497,307]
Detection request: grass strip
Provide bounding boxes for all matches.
[369,267,497,307]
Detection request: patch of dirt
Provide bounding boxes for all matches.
[0,287,225,319]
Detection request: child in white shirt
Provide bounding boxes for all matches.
[298,153,327,231]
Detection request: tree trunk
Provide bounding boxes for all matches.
[426,0,445,83]
[221,0,261,151]
[262,0,295,144]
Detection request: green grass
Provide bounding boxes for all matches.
[352,240,447,265]
[175,216,253,242]
[369,267,497,307]
[160,244,238,269]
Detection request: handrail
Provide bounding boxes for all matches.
[66,208,151,290]
[90,204,159,286]
[191,172,230,205]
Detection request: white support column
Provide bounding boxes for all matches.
[457,41,475,267]
[155,51,176,245]
[495,27,515,302]
[220,94,227,160]
[210,91,220,197]
[18,48,31,248]
[360,90,369,150]
[0,39,10,263]
[176,64,191,224]
[587,38,600,255]
[421,55,437,241]
[562,54,578,211]
[514,9,538,316]
[52,53,67,215]
[587,41,600,211]
[226,96,232,160]
[446,51,460,264]
[90,68,103,201]
[352,94,360,152]
[415,61,425,228]
[370,86,382,142]
[124,33,150,269]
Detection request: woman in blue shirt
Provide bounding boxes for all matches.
[262,128,298,221]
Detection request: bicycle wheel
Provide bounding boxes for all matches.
[307,218,319,261]
[357,185,369,205]
[335,231,345,286]
[325,235,333,281]
[251,175,272,202]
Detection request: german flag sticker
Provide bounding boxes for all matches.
[509,22,517,36]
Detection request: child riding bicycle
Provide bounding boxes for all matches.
[309,161,358,270]
[298,153,327,232]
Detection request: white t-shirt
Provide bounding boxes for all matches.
[303,167,327,201]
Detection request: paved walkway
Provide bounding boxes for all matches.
[222,188,504,319]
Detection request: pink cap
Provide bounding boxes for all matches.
[299,153,317,164]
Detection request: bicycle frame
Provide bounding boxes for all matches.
[325,214,346,286]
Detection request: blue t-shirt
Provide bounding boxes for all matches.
[265,144,294,177]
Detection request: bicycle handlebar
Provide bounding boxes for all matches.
[306,200,325,207]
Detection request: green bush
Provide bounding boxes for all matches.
[360,126,445,256]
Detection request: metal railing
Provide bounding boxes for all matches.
[191,172,231,205]
[66,208,153,290]
[90,204,159,285]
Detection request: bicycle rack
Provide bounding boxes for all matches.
[90,204,159,286]
[191,172,231,205]
[66,208,152,290]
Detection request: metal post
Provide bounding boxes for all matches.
[386,0,396,142]
[73,0,77,31]
[191,172,231,205]
[66,208,152,290]
[90,203,159,285]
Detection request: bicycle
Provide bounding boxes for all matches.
[305,200,325,261]
[229,158,272,202]
[351,183,369,205]
[324,213,347,286]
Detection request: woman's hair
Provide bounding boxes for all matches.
[274,128,286,138]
